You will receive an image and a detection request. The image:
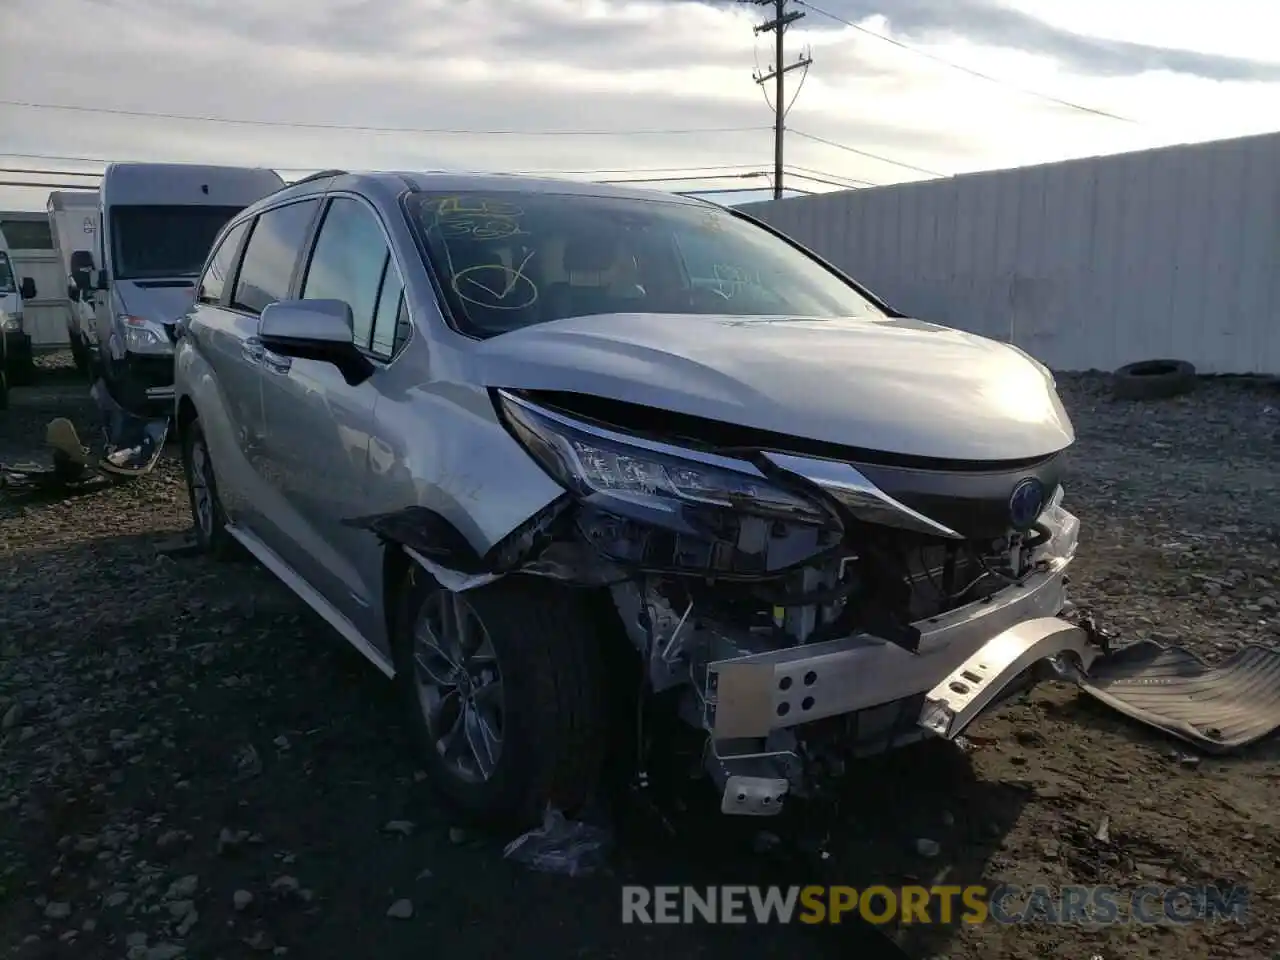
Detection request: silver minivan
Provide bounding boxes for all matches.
[174,170,1091,825]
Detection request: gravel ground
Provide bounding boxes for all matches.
[2,355,1280,960]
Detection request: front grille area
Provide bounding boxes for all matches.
[899,537,1006,622]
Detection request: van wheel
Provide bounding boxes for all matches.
[180,418,234,559]
[392,568,608,827]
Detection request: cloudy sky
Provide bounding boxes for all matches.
[1,0,1278,210]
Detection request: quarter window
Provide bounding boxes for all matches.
[198,220,250,304]
[370,260,405,357]
[233,199,320,314]
[301,197,390,348]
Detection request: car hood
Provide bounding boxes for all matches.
[116,279,197,327]
[471,313,1074,462]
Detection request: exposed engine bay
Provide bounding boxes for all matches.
[356,388,1088,817]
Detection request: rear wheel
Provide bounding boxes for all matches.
[180,418,235,559]
[392,567,608,827]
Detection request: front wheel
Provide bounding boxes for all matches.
[392,568,608,827]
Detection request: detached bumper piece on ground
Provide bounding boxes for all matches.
[0,378,169,492]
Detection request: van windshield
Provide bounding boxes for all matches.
[111,205,243,280]
[403,190,886,338]
[0,252,14,294]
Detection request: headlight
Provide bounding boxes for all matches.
[119,315,172,354]
[496,391,841,575]
[0,312,21,332]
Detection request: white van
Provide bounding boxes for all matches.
[73,163,285,409]
[0,227,38,407]
[48,190,103,376]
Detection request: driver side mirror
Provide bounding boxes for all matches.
[19,277,36,300]
[258,299,373,386]
[93,269,110,291]
[67,284,81,303]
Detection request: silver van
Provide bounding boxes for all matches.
[71,163,284,409]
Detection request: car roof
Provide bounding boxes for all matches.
[255,170,714,211]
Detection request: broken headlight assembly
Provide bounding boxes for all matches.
[495,390,843,576]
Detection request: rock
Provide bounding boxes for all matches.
[448,827,467,845]
[233,890,254,911]
[1180,755,1202,769]
[126,931,148,948]
[168,899,195,918]
[44,901,71,920]
[914,838,941,858]
[104,890,129,908]
[244,930,276,952]
[1,702,21,730]
[175,908,198,937]
[1041,840,1060,859]
[386,898,414,919]
[81,919,97,933]
[217,827,250,855]
[383,820,415,837]
[165,875,199,900]
[270,876,300,895]
[147,944,186,960]
[156,830,185,848]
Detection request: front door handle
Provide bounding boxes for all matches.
[261,348,291,374]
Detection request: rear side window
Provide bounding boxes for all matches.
[300,197,389,348]
[233,200,319,314]
[198,220,250,304]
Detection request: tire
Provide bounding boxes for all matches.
[392,567,608,827]
[180,418,235,559]
[1112,359,1196,401]
[0,365,8,411]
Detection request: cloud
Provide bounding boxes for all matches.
[0,0,1277,211]
[805,0,1280,81]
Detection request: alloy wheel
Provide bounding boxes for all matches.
[413,591,504,783]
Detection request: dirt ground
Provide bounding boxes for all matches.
[2,355,1279,960]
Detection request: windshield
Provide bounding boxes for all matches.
[404,191,886,337]
[111,205,244,280]
[0,253,13,294]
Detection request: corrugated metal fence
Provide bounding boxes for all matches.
[741,130,1280,375]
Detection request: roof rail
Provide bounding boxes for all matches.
[288,169,348,187]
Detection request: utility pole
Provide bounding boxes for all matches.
[745,0,812,199]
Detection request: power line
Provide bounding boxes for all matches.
[783,169,869,190]
[795,0,1136,124]
[789,129,944,177]
[599,172,770,185]
[742,0,813,200]
[787,163,877,187]
[0,98,770,137]
[0,179,96,190]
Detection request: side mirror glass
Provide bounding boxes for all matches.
[19,277,36,300]
[258,299,373,386]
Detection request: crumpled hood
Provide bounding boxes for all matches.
[471,313,1074,462]
[115,280,197,327]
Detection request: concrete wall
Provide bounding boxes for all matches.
[741,131,1280,375]
[0,211,71,351]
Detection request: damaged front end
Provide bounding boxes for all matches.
[365,388,1096,816]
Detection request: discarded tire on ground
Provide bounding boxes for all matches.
[1111,359,1196,401]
